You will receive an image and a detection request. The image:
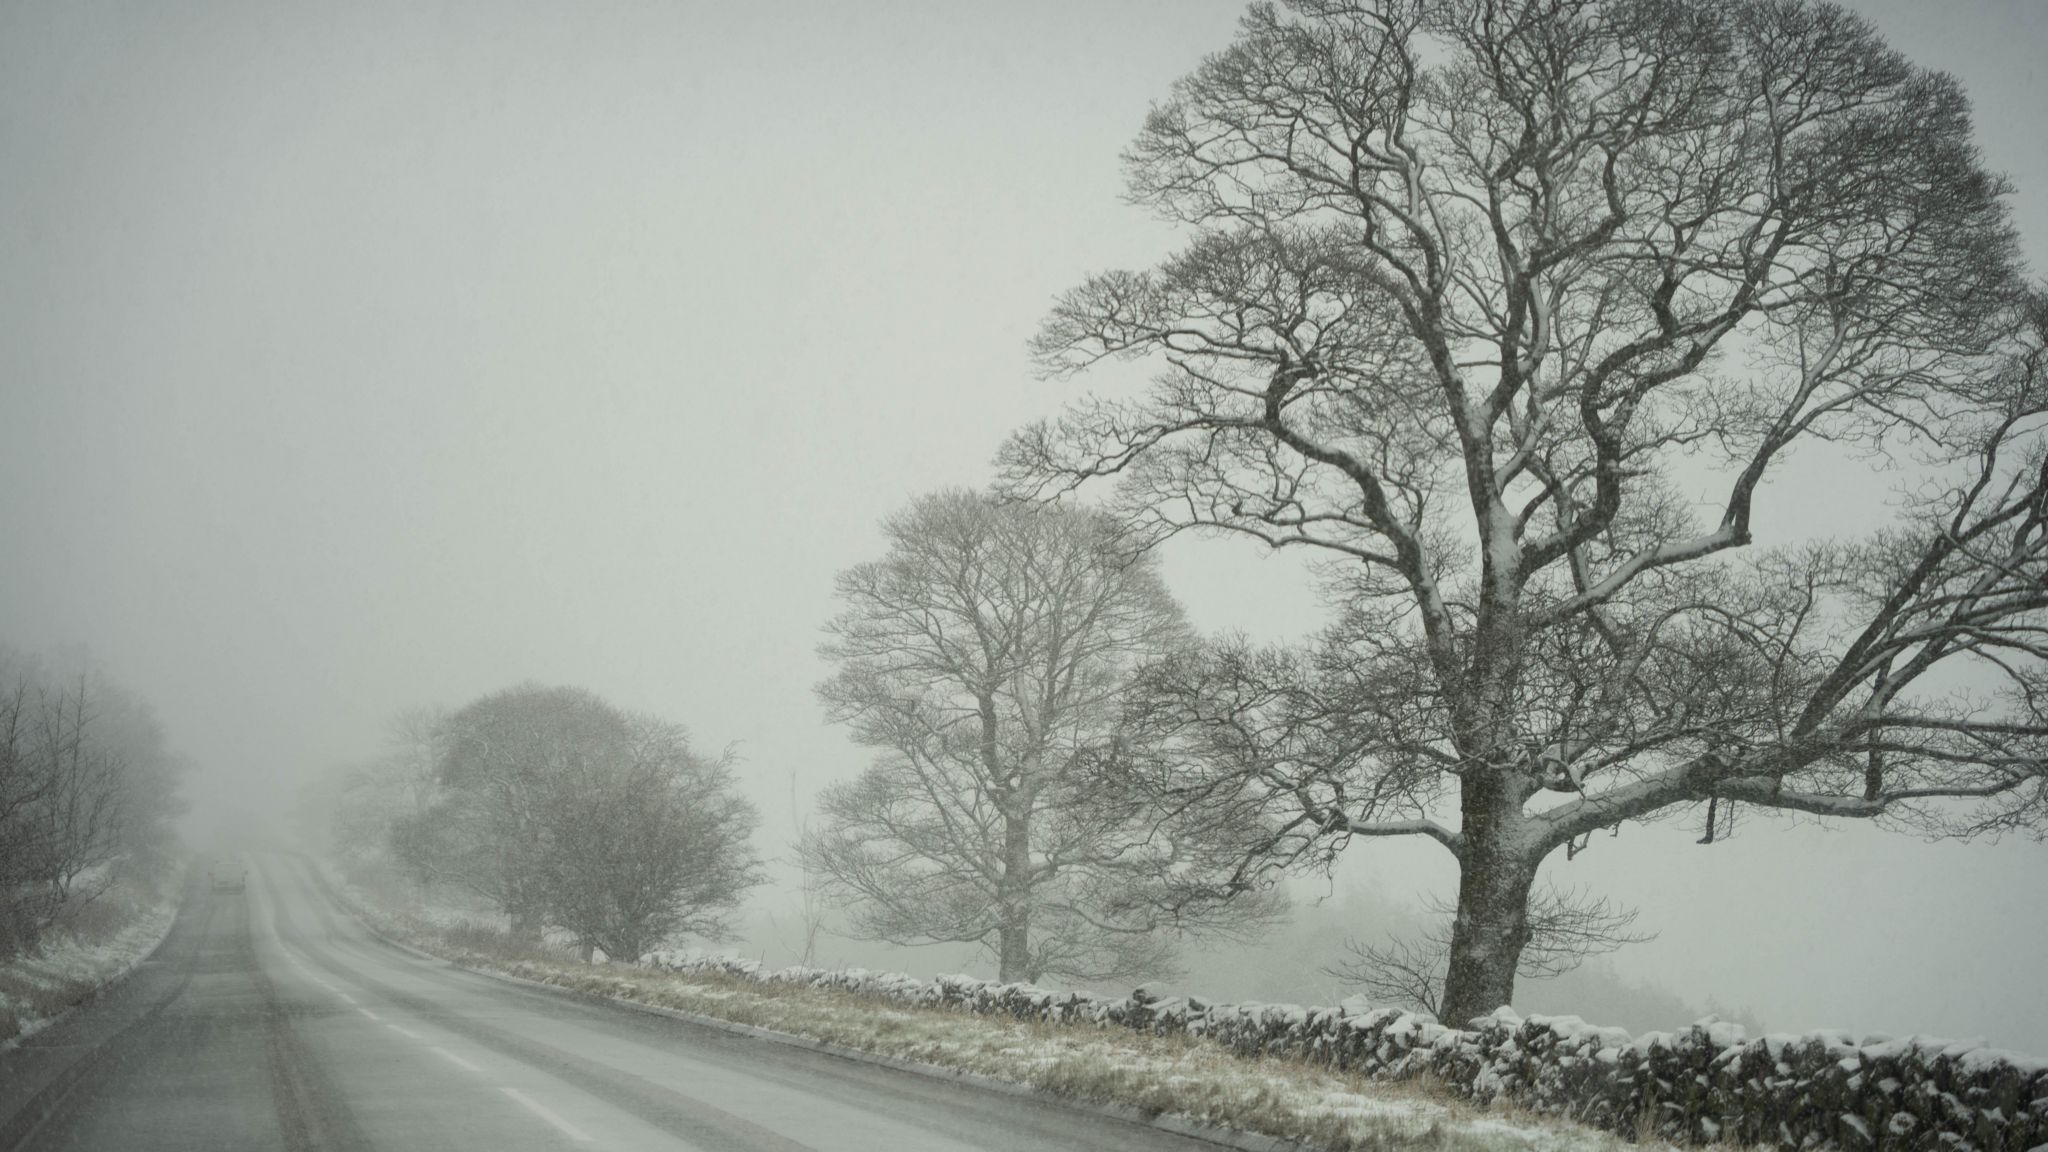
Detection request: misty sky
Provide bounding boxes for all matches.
[3,0,2045,1050]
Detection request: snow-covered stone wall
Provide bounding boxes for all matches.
[641,950,2047,1151]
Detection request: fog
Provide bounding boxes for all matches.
[4,0,2044,1051]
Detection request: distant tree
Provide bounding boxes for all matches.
[791,851,828,969]
[1009,0,2047,1024]
[537,717,761,961]
[393,684,761,956]
[326,706,449,889]
[393,685,608,939]
[0,648,182,956]
[803,490,1274,984]
[384,705,447,822]
[322,763,392,865]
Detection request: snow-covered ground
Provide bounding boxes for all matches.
[0,879,181,1048]
[340,883,1719,1152]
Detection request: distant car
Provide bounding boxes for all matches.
[210,868,246,893]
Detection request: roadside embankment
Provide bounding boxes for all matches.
[0,868,184,1048]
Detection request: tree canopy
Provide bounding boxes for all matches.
[391,684,761,959]
[804,490,1273,983]
[1008,0,2047,1023]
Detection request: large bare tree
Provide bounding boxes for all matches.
[1006,0,2047,1023]
[804,490,1271,983]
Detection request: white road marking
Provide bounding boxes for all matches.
[280,944,451,1069]
[432,1046,483,1073]
[500,1087,593,1143]
[258,860,599,1148]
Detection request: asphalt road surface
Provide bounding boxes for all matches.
[0,855,1217,1151]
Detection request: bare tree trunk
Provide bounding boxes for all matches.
[1437,776,1538,1027]
[996,804,1033,983]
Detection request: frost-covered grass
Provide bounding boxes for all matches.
[0,875,181,1048]
[344,894,1731,1152]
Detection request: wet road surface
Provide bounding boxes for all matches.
[0,855,1214,1151]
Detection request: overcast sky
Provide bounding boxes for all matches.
[3,0,2044,1050]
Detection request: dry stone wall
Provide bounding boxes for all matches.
[640,950,2047,1151]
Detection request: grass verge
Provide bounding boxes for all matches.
[0,874,182,1048]
[339,889,1730,1152]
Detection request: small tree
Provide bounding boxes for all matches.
[0,649,182,956]
[804,490,1272,984]
[395,684,610,939]
[537,717,762,961]
[324,707,449,893]
[392,684,761,955]
[1010,0,2047,1023]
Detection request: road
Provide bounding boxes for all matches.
[0,855,1219,1151]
